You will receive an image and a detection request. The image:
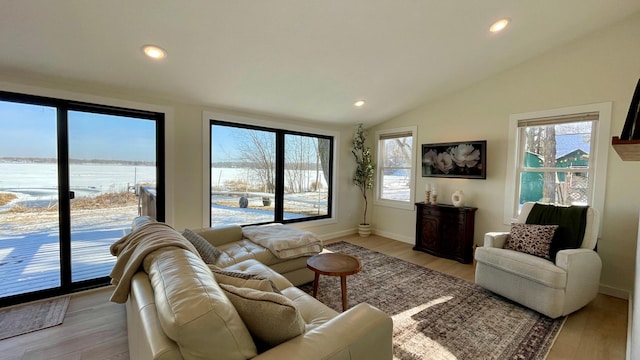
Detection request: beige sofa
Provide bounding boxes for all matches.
[123,218,393,360]
[190,223,317,286]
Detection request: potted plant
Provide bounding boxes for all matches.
[352,123,375,237]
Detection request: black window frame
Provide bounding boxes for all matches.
[0,90,165,307]
[209,119,333,226]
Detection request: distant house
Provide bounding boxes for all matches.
[520,152,544,203]
[520,134,590,204]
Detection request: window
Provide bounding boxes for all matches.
[208,119,333,227]
[504,103,611,223]
[375,126,417,210]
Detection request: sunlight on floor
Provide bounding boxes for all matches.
[391,295,453,323]
[392,295,457,360]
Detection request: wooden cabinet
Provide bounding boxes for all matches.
[414,202,477,264]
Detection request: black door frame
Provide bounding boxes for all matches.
[0,90,165,307]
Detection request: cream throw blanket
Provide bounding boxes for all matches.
[242,224,323,259]
[109,222,199,303]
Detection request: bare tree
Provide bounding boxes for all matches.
[388,137,411,167]
[541,126,557,201]
[236,129,275,193]
[525,126,556,201]
[317,138,330,185]
[285,135,315,193]
[235,130,327,195]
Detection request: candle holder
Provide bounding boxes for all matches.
[425,190,431,204]
[430,193,438,205]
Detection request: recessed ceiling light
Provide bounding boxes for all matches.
[142,45,167,60]
[489,18,510,33]
[354,100,366,107]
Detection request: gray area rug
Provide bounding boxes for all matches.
[299,242,565,360]
[0,296,70,340]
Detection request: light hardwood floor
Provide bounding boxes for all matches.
[0,234,628,359]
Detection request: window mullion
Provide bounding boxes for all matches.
[274,131,285,222]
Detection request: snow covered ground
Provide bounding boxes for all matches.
[1,162,410,234]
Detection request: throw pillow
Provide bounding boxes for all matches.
[208,266,280,293]
[503,223,559,260]
[219,283,305,351]
[525,203,589,260]
[182,228,222,263]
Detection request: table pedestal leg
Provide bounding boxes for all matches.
[340,275,348,311]
[312,273,320,298]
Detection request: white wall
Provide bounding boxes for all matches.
[370,11,640,295]
[632,210,640,359]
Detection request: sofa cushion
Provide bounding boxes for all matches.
[222,259,294,291]
[182,228,221,263]
[475,247,567,288]
[194,225,243,247]
[504,223,558,260]
[280,286,339,332]
[525,203,589,259]
[215,239,283,267]
[145,248,257,360]
[220,283,306,351]
[208,266,280,293]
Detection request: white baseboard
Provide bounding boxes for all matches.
[316,228,357,242]
[599,284,630,300]
[371,228,414,244]
[316,227,415,244]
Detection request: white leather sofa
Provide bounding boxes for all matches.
[124,219,393,360]
[191,223,316,286]
[474,202,601,319]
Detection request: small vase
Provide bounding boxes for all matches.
[452,190,465,207]
[358,224,372,237]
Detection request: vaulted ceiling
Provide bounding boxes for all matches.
[2,1,639,125]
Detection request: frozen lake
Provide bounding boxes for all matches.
[0,162,156,209]
[1,162,410,217]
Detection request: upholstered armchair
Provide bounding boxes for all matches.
[474,202,601,319]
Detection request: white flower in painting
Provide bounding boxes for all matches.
[435,152,453,174]
[423,149,438,166]
[450,144,480,168]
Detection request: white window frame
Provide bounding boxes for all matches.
[374,126,417,210]
[504,102,611,226]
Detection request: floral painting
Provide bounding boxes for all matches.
[421,141,486,179]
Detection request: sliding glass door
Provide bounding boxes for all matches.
[68,110,158,283]
[0,92,164,307]
[0,101,61,297]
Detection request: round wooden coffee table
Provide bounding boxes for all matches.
[306,253,362,311]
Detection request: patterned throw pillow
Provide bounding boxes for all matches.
[503,223,559,260]
[182,228,222,263]
[208,266,280,293]
[219,284,306,351]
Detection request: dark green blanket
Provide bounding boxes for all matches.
[525,203,588,260]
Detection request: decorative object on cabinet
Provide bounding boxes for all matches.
[430,191,438,205]
[414,202,477,263]
[451,190,465,207]
[351,123,375,236]
[421,140,486,179]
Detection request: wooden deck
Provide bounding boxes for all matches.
[0,226,124,298]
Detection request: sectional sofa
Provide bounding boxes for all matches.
[115,217,393,360]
